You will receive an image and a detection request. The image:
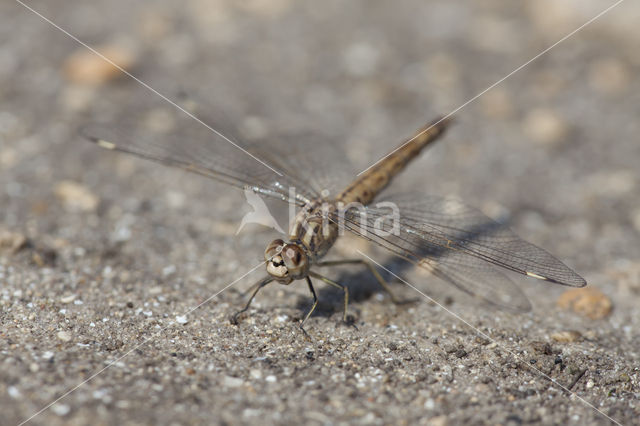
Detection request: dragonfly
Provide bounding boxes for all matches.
[85,107,586,337]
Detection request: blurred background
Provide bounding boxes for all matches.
[1,0,639,424]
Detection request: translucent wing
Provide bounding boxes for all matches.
[336,193,585,310]
[82,90,356,206]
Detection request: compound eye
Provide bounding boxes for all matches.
[282,245,304,269]
[265,239,285,259]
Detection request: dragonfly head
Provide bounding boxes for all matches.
[265,239,309,283]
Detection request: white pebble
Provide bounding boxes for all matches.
[8,386,21,399]
[92,389,109,399]
[223,376,244,387]
[162,265,177,277]
[51,403,70,416]
[60,294,76,304]
[57,331,72,342]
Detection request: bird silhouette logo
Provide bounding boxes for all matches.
[236,187,286,235]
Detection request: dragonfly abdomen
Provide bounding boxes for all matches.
[337,117,453,205]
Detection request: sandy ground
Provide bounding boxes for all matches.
[1,0,639,425]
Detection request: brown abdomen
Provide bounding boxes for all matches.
[337,116,453,205]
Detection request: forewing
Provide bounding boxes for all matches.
[82,90,356,205]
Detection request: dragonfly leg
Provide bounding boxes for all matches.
[241,279,264,297]
[308,271,355,327]
[230,276,273,325]
[316,259,417,305]
[299,276,319,340]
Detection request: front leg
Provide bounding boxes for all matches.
[230,276,273,325]
[308,271,355,328]
[299,276,319,340]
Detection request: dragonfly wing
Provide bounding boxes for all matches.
[83,121,303,203]
[251,130,357,201]
[336,193,584,310]
[82,88,355,205]
[421,254,532,312]
[172,90,358,200]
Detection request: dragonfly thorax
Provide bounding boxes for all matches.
[265,239,310,284]
[288,199,339,261]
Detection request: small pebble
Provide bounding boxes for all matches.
[148,286,163,295]
[57,330,72,342]
[63,45,135,85]
[176,315,188,324]
[522,109,568,146]
[0,228,27,253]
[530,341,553,355]
[51,403,71,416]
[54,180,99,212]
[455,349,468,358]
[60,294,77,304]
[426,414,448,426]
[222,376,244,387]
[527,0,575,39]
[92,389,109,399]
[8,386,21,399]
[165,191,186,209]
[162,265,177,277]
[557,287,613,320]
[550,330,582,343]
